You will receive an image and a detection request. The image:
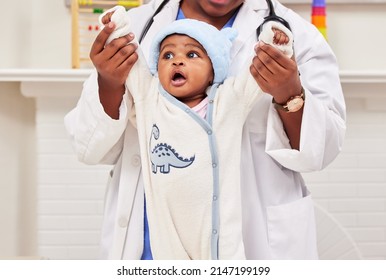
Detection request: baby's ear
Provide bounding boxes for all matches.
[221,28,238,42]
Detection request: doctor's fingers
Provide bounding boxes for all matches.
[249,60,270,93]
[254,48,286,77]
[250,53,278,82]
[92,36,137,70]
[104,35,138,61]
[255,42,294,70]
[93,43,138,81]
[90,22,116,58]
[250,54,295,95]
[107,34,138,68]
[255,47,298,80]
[101,11,114,25]
[112,47,139,75]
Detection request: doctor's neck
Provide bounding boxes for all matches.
[180,0,244,30]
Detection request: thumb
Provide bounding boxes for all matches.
[104,21,116,33]
[101,11,114,25]
[90,22,116,56]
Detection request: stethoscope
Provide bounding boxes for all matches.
[138,0,292,44]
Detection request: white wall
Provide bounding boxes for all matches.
[291,3,386,71]
[0,0,386,260]
[1,1,386,71]
[34,90,108,259]
[0,83,37,258]
[1,0,71,69]
[291,2,386,259]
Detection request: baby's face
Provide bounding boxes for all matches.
[158,34,214,108]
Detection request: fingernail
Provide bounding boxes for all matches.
[108,22,114,29]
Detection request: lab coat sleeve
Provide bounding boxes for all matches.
[64,70,132,165]
[265,13,346,172]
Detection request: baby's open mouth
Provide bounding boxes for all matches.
[171,71,186,86]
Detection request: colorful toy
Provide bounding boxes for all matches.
[311,0,327,39]
[71,0,142,68]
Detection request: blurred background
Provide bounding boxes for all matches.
[0,0,385,260]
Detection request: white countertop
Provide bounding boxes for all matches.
[0,69,92,82]
[1,69,385,100]
[1,68,386,83]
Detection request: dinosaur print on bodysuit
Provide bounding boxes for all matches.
[150,124,195,174]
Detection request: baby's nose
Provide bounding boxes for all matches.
[172,61,184,66]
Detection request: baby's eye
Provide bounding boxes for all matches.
[163,52,174,60]
[187,52,199,58]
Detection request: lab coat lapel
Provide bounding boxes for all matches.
[231,0,269,61]
[140,0,180,61]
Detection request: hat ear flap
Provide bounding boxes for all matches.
[220,28,238,42]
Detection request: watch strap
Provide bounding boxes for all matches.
[272,87,305,112]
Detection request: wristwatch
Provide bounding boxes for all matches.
[272,87,305,113]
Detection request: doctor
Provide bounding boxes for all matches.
[65,0,346,259]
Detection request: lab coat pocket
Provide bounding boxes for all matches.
[266,194,318,259]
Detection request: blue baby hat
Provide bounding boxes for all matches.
[149,19,238,84]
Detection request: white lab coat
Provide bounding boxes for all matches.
[64,0,346,259]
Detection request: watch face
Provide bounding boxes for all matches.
[287,97,304,112]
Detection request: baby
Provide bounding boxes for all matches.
[99,6,293,260]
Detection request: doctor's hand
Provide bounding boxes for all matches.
[250,42,302,105]
[100,11,114,25]
[90,22,138,119]
[250,42,303,150]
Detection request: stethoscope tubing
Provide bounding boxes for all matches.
[138,0,291,44]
